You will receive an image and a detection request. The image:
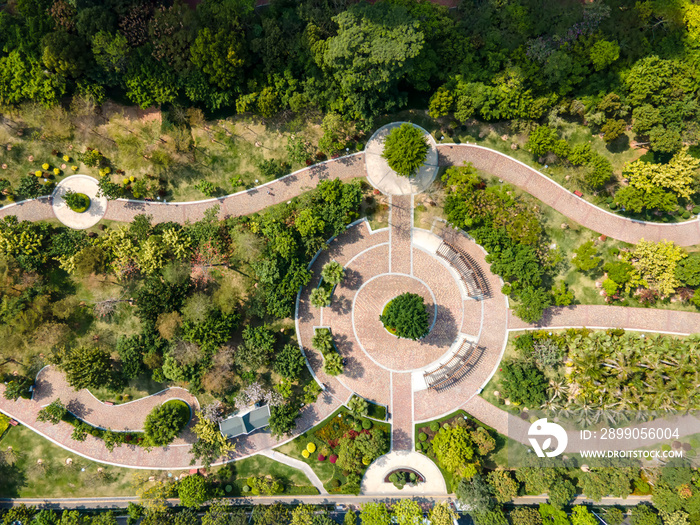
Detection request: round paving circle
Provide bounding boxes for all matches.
[352,274,442,371]
[51,175,108,229]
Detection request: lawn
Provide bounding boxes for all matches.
[0,423,144,498]
[275,405,391,492]
[0,423,322,498]
[210,454,318,497]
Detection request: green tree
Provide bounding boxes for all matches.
[321,261,345,286]
[429,87,454,118]
[486,470,519,503]
[601,119,627,143]
[570,507,598,525]
[236,325,275,370]
[274,344,306,381]
[513,286,552,324]
[675,253,700,287]
[56,346,113,391]
[3,375,32,400]
[310,287,331,308]
[393,499,423,525]
[324,2,424,122]
[510,508,542,525]
[3,505,37,525]
[269,403,300,438]
[190,28,245,92]
[551,282,574,306]
[37,399,67,424]
[379,292,430,340]
[548,479,576,509]
[431,425,476,478]
[144,401,190,446]
[572,241,602,272]
[429,503,458,525]
[590,40,620,71]
[347,396,369,417]
[323,352,344,376]
[344,510,358,525]
[202,502,246,525]
[17,175,43,199]
[539,505,569,525]
[359,503,391,525]
[500,361,548,408]
[177,474,209,508]
[455,474,495,512]
[42,31,88,78]
[312,328,333,353]
[381,123,429,177]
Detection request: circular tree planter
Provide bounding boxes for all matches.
[65,191,91,213]
[380,292,430,340]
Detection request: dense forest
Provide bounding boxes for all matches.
[0,0,697,154]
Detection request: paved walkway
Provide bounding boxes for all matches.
[32,367,199,443]
[2,143,698,247]
[507,304,700,334]
[259,449,328,495]
[51,175,107,229]
[0,367,342,470]
[437,144,700,246]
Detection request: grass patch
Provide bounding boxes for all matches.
[366,401,387,421]
[0,424,145,498]
[90,374,168,404]
[210,454,318,497]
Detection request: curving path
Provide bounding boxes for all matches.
[0,366,342,470]
[2,130,700,476]
[1,144,699,247]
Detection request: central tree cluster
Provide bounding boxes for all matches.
[379,292,430,340]
[381,124,429,178]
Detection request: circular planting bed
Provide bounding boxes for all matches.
[65,192,91,213]
[379,292,430,340]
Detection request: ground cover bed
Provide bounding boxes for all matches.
[275,406,390,494]
[414,410,529,491]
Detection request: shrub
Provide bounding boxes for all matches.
[301,449,310,458]
[379,292,430,340]
[306,442,316,453]
[683,211,691,219]
[419,432,428,442]
[362,419,372,430]
[143,400,190,446]
[430,422,440,432]
[329,455,338,464]
[64,190,91,213]
[330,478,341,488]
[381,123,429,177]
[318,454,326,461]
[37,399,67,424]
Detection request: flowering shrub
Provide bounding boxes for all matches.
[306,442,316,453]
[35,171,42,177]
[329,455,337,464]
[53,168,60,175]
[318,454,326,461]
[302,449,310,458]
[42,163,49,170]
